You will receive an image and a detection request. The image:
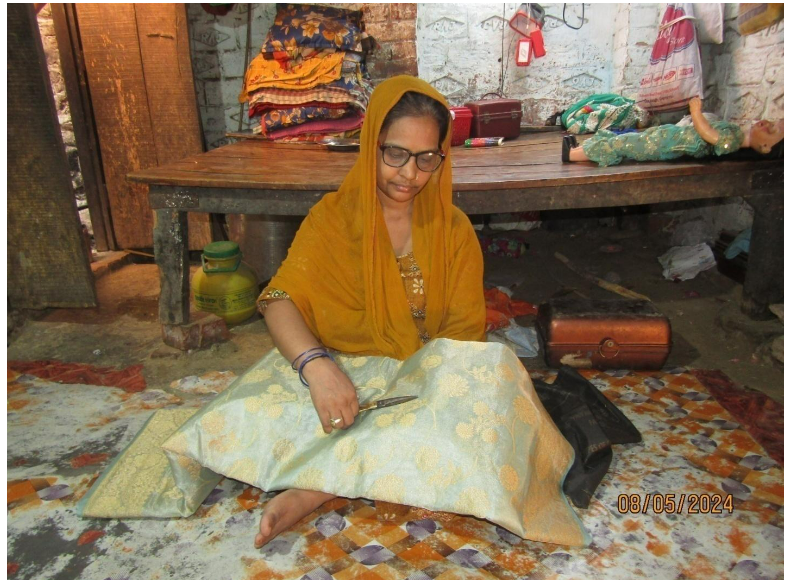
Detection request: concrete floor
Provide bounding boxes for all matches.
[7,227,784,403]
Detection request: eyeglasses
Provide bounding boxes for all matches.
[378,144,445,172]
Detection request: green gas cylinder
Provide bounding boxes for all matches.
[192,241,258,324]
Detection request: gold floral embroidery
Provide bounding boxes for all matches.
[456,422,474,439]
[481,428,499,443]
[500,465,520,491]
[239,368,273,385]
[81,408,198,517]
[227,458,259,482]
[437,374,469,398]
[272,439,296,462]
[257,287,291,313]
[294,467,325,489]
[201,411,226,435]
[496,363,515,382]
[333,436,358,462]
[513,396,536,424]
[397,252,429,344]
[415,446,440,472]
[428,461,465,488]
[208,431,239,454]
[420,355,442,370]
[373,397,426,428]
[344,450,380,476]
[455,487,491,516]
[369,474,405,503]
[362,375,388,391]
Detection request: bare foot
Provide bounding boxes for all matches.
[569,146,589,162]
[255,489,336,549]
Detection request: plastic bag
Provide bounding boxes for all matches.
[693,3,724,44]
[533,367,642,509]
[637,3,703,112]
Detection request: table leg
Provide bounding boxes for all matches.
[742,192,783,319]
[154,208,190,325]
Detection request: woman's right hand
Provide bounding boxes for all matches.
[302,358,359,433]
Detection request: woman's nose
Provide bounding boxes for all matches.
[399,157,419,180]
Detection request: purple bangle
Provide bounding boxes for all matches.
[291,346,327,371]
[298,351,335,388]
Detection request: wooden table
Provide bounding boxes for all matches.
[128,133,783,325]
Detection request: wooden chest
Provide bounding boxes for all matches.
[537,298,672,370]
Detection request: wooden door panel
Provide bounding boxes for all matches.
[8,4,96,308]
[76,3,210,249]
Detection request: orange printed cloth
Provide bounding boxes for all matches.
[484,287,538,332]
[239,51,345,103]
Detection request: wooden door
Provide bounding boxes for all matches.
[8,4,96,308]
[75,3,211,249]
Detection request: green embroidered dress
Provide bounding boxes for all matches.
[582,121,745,167]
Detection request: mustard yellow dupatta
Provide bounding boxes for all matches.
[264,76,485,359]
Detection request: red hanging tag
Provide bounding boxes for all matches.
[529,28,546,57]
[516,37,533,66]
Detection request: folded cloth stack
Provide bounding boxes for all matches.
[240,4,373,141]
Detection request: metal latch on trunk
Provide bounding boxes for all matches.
[598,338,620,358]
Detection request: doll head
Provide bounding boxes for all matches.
[748,119,784,154]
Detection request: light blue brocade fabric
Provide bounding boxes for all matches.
[80,339,589,547]
[582,121,745,167]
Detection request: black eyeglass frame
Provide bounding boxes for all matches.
[378,143,446,172]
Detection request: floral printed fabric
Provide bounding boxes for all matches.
[240,51,345,102]
[582,121,745,167]
[80,339,589,546]
[258,114,364,139]
[7,366,784,578]
[256,105,355,135]
[260,4,364,61]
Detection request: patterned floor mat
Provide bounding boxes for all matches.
[7,366,783,580]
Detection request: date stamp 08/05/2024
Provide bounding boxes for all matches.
[617,493,734,515]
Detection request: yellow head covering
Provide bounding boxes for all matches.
[265,75,485,359]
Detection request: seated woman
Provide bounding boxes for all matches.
[254,76,486,548]
[563,97,784,166]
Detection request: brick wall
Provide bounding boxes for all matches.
[35,5,89,233]
[361,3,418,81]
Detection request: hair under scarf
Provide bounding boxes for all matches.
[265,75,485,359]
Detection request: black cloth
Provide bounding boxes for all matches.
[533,366,642,509]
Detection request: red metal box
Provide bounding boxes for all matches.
[464,94,522,139]
[537,298,672,370]
[449,107,472,146]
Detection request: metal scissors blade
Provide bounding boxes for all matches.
[358,395,418,413]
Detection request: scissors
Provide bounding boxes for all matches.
[358,395,418,413]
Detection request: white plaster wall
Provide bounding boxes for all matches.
[611,4,784,242]
[613,4,784,123]
[417,3,619,124]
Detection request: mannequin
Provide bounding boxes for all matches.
[563,97,784,166]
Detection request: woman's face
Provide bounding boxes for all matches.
[376,115,441,209]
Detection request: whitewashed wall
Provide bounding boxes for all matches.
[610,4,784,242]
[417,3,618,124]
[613,4,785,124]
